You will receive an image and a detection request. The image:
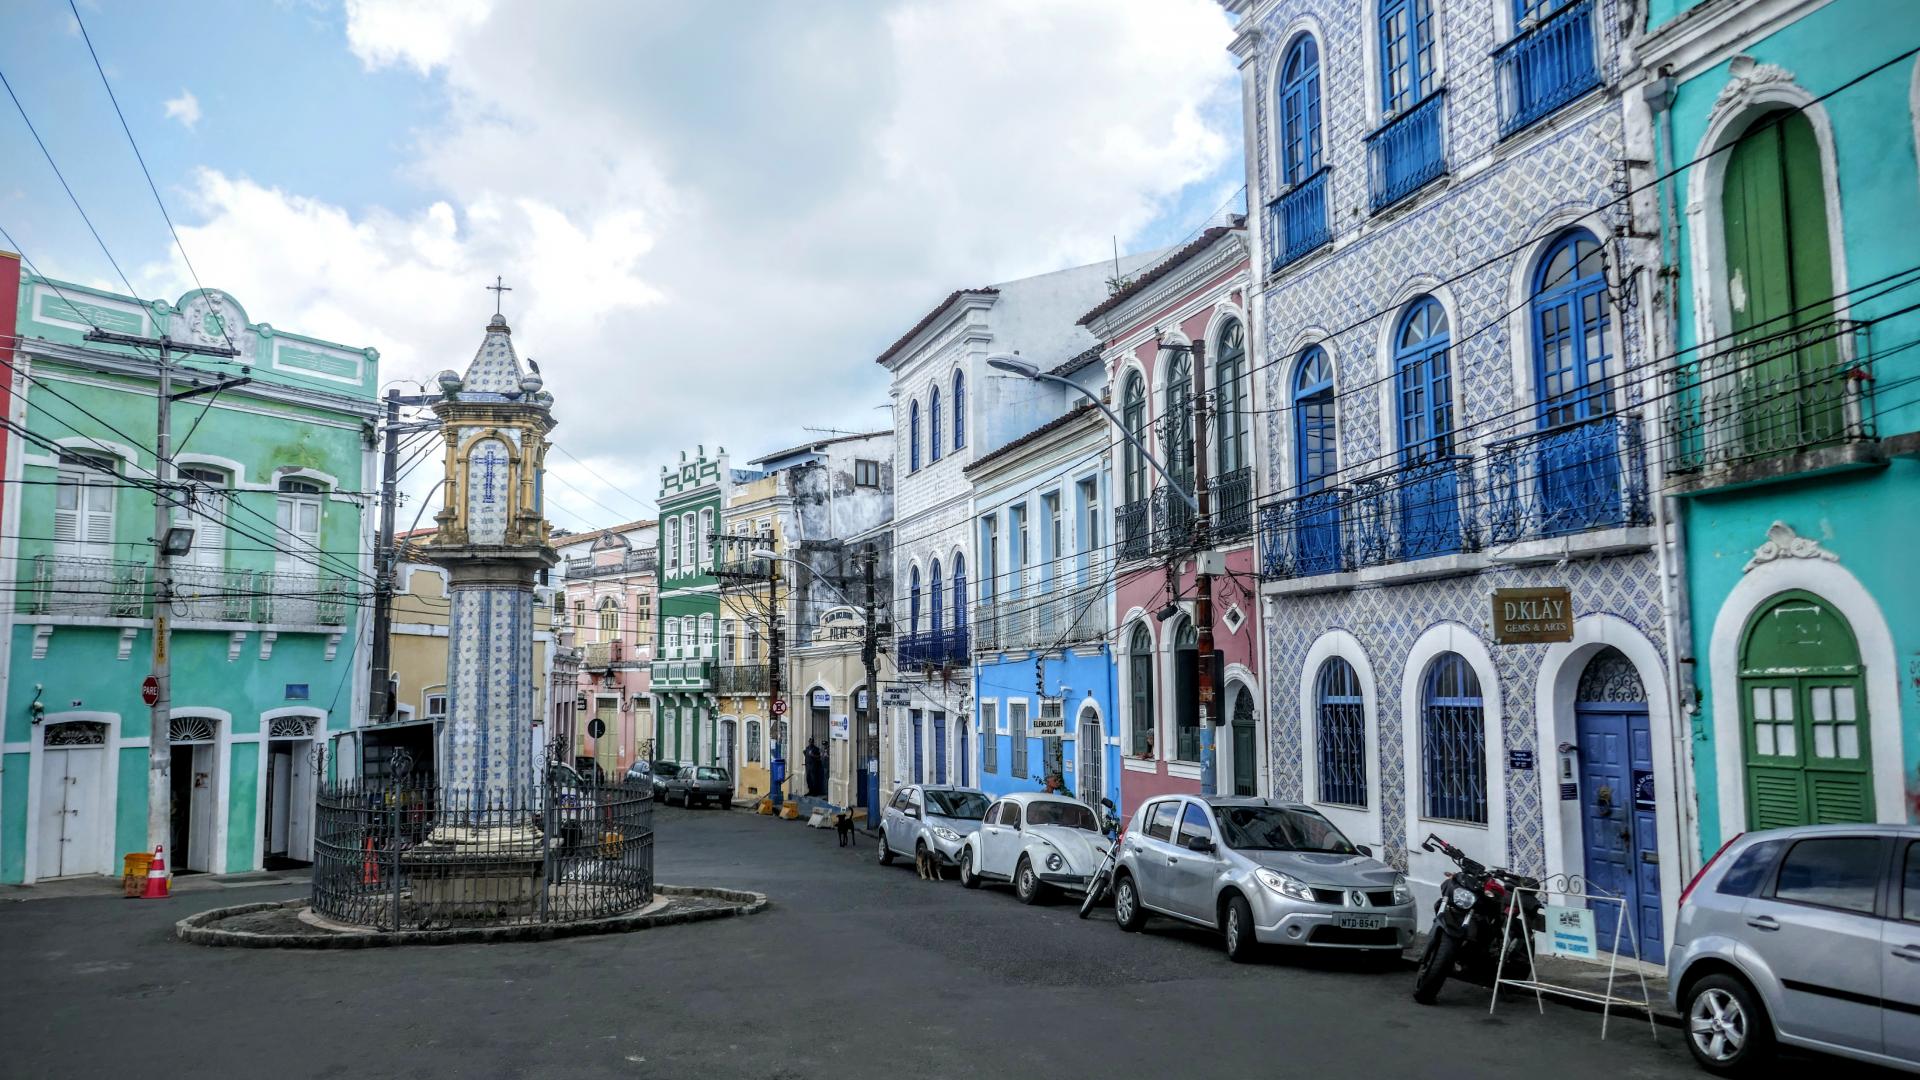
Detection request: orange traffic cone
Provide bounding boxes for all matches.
[141,845,169,899]
[360,836,379,885]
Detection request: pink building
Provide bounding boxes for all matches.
[554,519,657,778]
[1079,223,1263,810]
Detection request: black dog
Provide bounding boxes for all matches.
[835,811,855,847]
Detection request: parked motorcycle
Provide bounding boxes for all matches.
[1076,798,1122,919]
[1411,833,1544,1004]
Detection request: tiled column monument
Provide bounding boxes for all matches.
[408,311,558,909]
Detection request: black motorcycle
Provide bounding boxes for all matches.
[1412,833,1544,1004]
[1076,798,1123,919]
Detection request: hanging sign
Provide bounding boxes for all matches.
[881,687,910,707]
[1542,904,1598,959]
[1492,587,1573,644]
[1029,710,1066,739]
[830,714,850,741]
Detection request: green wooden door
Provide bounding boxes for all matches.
[1739,591,1871,829]
[1721,110,1840,455]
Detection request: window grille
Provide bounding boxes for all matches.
[1421,653,1486,824]
[1315,657,1367,807]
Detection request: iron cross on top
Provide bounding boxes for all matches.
[486,275,512,315]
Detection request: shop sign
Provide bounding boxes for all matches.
[1492,587,1573,644]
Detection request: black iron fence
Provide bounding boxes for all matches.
[311,773,653,930]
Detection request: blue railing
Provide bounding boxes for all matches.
[1365,90,1446,213]
[1382,454,1475,561]
[1257,487,1348,579]
[1486,414,1650,543]
[1493,0,1600,138]
[1267,167,1332,272]
[899,627,971,670]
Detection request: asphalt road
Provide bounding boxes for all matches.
[1,805,1722,1079]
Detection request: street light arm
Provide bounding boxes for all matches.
[747,550,867,612]
[1031,371,1199,512]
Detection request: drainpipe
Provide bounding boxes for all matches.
[1644,69,1702,875]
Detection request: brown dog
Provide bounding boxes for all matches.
[915,845,941,881]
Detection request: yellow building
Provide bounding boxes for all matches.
[715,473,782,801]
[376,532,557,781]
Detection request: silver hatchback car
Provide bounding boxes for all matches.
[1111,795,1414,962]
[876,785,990,872]
[1668,823,1920,1075]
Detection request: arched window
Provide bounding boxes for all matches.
[746,719,762,763]
[1278,34,1323,184]
[598,597,620,634]
[930,387,943,463]
[1379,0,1436,116]
[1128,623,1155,756]
[1121,372,1147,503]
[1315,657,1366,807]
[1533,229,1613,427]
[1164,347,1194,490]
[665,518,680,572]
[1293,346,1336,491]
[1393,297,1461,558]
[1421,653,1485,824]
[1215,319,1248,476]
[929,559,944,641]
[909,401,921,472]
[952,370,966,451]
[909,565,921,637]
[950,553,967,636]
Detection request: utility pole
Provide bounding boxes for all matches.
[84,330,242,872]
[861,544,880,826]
[767,552,785,804]
[1188,338,1218,798]
[366,390,441,729]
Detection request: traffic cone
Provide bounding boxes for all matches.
[360,835,379,885]
[141,845,169,899]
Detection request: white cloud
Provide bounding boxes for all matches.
[141,0,1239,526]
[163,89,200,129]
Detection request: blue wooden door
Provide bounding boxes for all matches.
[1576,705,1664,963]
[910,710,924,785]
[933,713,948,785]
[1393,298,1459,558]
[1531,231,1619,534]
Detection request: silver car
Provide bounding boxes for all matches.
[1111,795,1414,962]
[1668,823,1920,1075]
[876,785,989,872]
[662,765,733,809]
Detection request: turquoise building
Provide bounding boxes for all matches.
[1625,0,1920,852]
[1,279,379,882]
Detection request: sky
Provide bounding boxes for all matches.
[0,0,1245,532]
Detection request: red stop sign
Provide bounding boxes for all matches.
[141,675,160,707]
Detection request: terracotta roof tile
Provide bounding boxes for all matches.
[874,287,999,366]
[1075,223,1241,327]
[963,403,1099,477]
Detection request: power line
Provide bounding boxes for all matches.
[0,64,140,299]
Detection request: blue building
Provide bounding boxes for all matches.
[965,362,1121,813]
[1226,0,1680,963]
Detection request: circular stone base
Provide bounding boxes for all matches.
[175,885,767,948]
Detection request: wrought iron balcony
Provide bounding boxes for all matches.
[1117,497,1153,560]
[1258,487,1349,579]
[172,564,256,622]
[564,550,656,579]
[1667,319,1874,478]
[1152,485,1197,555]
[715,663,769,695]
[974,558,1109,652]
[898,627,970,670]
[24,554,147,617]
[1494,0,1601,139]
[257,572,350,627]
[1209,467,1254,541]
[1267,166,1332,272]
[1366,90,1447,213]
[1487,414,1650,543]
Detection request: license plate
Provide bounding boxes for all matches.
[1337,914,1385,930]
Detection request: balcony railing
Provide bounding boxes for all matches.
[712,554,772,582]
[1209,467,1254,541]
[1667,319,1873,476]
[1494,0,1600,139]
[898,627,970,670]
[973,555,1109,652]
[715,663,769,695]
[172,564,256,622]
[257,572,350,627]
[1152,485,1197,555]
[1258,455,1477,580]
[25,555,147,617]
[1267,166,1332,272]
[564,550,656,580]
[1366,90,1447,213]
[583,640,624,669]
[650,657,711,687]
[1487,414,1650,543]
[1118,497,1153,560]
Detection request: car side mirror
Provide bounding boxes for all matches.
[1186,836,1214,853]
[1355,844,1373,857]
[907,809,921,820]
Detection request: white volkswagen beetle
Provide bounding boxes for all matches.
[957,791,1110,904]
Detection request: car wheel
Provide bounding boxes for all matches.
[1112,873,1145,932]
[1015,855,1044,905]
[1223,895,1259,963]
[1685,974,1773,1075]
[958,847,981,889]
[876,833,894,865]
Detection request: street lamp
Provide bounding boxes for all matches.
[985,354,1197,511]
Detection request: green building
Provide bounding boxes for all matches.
[651,446,734,765]
[1,279,379,883]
